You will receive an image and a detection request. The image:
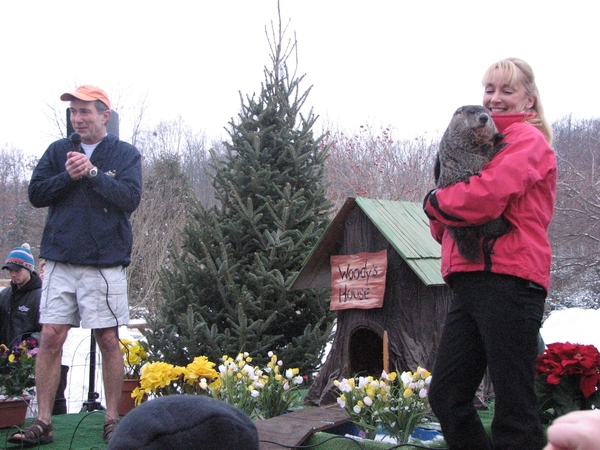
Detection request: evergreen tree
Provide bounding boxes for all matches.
[146,17,335,375]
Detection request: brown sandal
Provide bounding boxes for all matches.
[7,419,54,446]
[103,419,120,444]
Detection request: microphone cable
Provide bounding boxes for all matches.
[70,135,124,346]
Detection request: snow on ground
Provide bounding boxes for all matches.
[540,308,600,350]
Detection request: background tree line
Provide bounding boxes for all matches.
[1,8,598,373]
[1,116,599,313]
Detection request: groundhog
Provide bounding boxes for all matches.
[434,105,510,262]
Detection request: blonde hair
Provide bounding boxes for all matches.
[483,58,553,145]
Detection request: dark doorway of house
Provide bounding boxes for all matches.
[349,327,383,377]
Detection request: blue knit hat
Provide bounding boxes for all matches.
[2,243,35,273]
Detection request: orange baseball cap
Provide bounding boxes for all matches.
[60,85,111,109]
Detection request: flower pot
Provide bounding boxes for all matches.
[0,397,30,429]
[119,378,142,416]
[411,426,442,441]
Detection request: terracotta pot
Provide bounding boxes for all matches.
[119,378,145,416]
[0,397,30,429]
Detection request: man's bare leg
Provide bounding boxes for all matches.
[95,327,124,423]
[11,324,70,439]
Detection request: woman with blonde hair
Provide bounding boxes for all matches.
[483,57,553,144]
[424,58,557,449]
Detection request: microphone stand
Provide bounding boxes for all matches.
[80,330,105,412]
[66,128,107,413]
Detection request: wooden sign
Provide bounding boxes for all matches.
[330,250,387,311]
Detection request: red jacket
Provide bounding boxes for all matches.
[424,113,557,292]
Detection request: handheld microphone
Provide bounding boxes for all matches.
[69,132,82,152]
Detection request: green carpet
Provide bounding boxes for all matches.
[304,433,398,449]
[0,405,499,450]
[0,411,109,450]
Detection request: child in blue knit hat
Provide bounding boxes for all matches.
[2,243,35,274]
[1,244,70,416]
[0,243,42,346]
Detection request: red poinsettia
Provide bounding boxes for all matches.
[535,342,600,420]
[536,342,600,398]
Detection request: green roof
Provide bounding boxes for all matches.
[290,197,445,290]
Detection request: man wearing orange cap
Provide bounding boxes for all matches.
[10,85,142,446]
[60,85,113,147]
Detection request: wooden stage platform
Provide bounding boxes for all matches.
[256,405,350,450]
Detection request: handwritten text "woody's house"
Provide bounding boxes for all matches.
[337,261,380,303]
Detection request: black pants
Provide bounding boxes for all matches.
[429,272,545,450]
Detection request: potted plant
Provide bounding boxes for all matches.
[334,370,396,440]
[535,341,600,422]
[380,367,432,443]
[130,351,305,421]
[333,366,433,443]
[118,339,149,415]
[210,352,304,419]
[0,337,38,428]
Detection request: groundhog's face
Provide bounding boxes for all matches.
[435,105,507,187]
[450,105,498,142]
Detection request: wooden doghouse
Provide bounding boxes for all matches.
[291,197,452,406]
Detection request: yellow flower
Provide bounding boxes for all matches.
[140,361,181,391]
[417,366,431,379]
[120,339,149,378]
[208,377,222,393]
[184,356,218,385]
[403,388,413,398]
[132,386,146,406]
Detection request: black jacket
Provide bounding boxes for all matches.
[0,271,42,346]
[29,133,142,267]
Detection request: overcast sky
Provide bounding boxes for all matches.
[2,1,599,157]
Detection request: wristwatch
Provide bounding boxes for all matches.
[88,166,98,178]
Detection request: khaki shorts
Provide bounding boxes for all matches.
[41,261,130,329]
